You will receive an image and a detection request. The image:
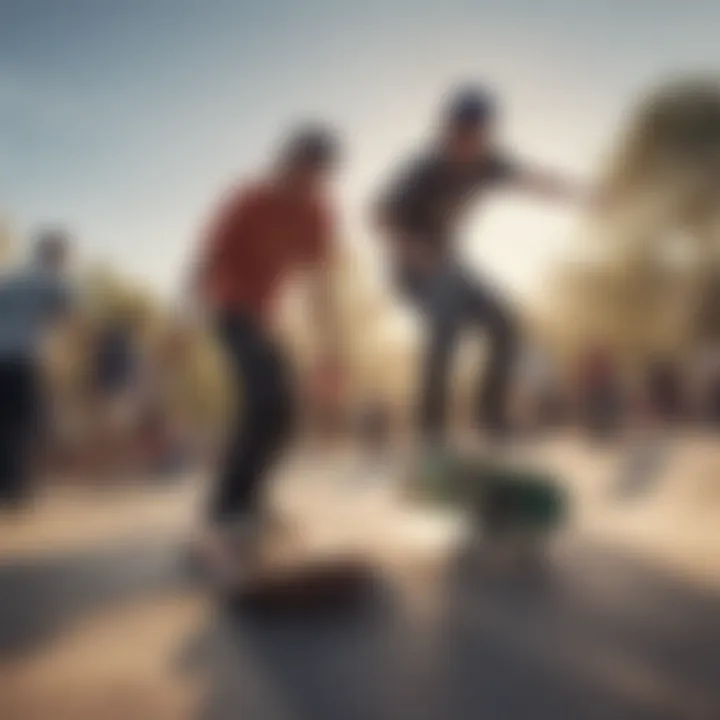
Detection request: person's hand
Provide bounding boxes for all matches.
[307,352,346,413]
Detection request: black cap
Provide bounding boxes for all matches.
[282,123,340,169]
[444,86,496,126]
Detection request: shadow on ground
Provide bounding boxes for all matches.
[1,534,718,719]
[198,544,720,720]
[0,533,192,657]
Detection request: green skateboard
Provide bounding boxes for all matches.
[412,448,568,562]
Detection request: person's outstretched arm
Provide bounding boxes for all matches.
[510,163,598,206]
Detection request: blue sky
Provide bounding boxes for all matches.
[2,0,719,298]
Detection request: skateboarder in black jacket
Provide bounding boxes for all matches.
[375,85,593,444]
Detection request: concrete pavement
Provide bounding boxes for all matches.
[0,438,719,719]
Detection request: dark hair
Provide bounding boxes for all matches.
[281,124,340,169]
[34,228,69,264]
[444,86,497,127]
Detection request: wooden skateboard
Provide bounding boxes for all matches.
[228,552,380,614]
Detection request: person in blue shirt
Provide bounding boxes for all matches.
[0,230,74,506]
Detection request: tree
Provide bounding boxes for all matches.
[550,75,720,368]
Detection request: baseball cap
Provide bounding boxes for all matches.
[444,86,497,126]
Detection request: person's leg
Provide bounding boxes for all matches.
[197,314,294,585]
[0,362,13,503]
[0,361,38,507]
[210,313,293,527]
[461,273,519,437]
[413,264,466,444]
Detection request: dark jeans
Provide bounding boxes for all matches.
[209,312,294,524]
[398,260,517,440]
[0,358,40,506]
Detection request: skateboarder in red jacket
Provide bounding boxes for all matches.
[192,125,343,584]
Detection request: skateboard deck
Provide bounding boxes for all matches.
[413,449,568,535]
[228,553,380,614]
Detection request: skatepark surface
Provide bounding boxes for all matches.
[0,434,718,719]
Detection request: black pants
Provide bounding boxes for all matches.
[398,260,517,441]
[209,313,294,524]
[0,359,40,506]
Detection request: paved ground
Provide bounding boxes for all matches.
[0,436,718,720]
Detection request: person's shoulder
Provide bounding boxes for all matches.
[1,267,40,294]
[0,267,23,287]
[242,179,274,202]
[218,178,271,212]
[1,267,71,308]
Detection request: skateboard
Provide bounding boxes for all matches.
[185,521,381,614]
[412,448,568,564]
[228,553,380,615]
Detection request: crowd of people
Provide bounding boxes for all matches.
[0,234,216,507]
[514,345,720,439]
